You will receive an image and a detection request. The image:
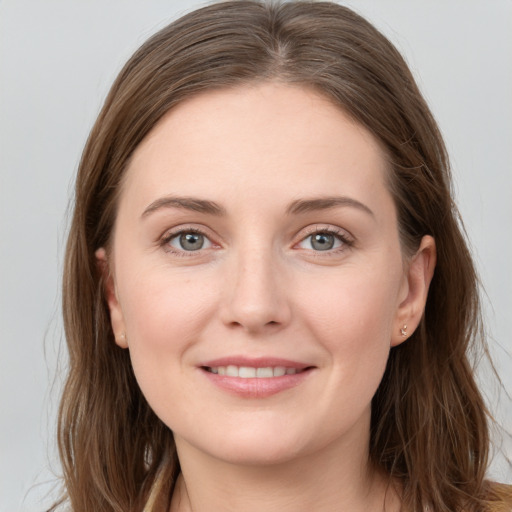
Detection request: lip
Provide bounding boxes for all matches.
[198,356,315,398]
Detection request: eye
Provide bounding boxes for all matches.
[297,229,350,252]
[166,230,213,252]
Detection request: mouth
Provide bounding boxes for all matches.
[200,360,315,397]
[202,365,310,378]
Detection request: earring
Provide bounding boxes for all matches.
[400,325,408,337]
[117,332,126,343]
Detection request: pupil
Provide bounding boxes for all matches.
[312,233,334,251]
[180,233,204,251]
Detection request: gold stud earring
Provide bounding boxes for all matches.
[400,325,408,337]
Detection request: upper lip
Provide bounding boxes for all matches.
[200,356,313,370]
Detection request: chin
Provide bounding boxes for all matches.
[214,443,305,466]
[179,424,312,467]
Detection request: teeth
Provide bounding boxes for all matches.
[256,367,273,378]
[226,365,238,377]
[239,366,256,378]
[208,365,299,378]
[273,366,286,377]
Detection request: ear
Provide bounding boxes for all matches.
[95,247,128,348]
[391,235,436,347]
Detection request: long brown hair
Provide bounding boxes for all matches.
[55,1,511,511]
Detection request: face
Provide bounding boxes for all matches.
[99,83,434,466]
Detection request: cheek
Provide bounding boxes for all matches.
[295,261,402,394]
[115,266,223,425]
[288,275,398,445]
[298,264,401,344]
[117,265,218,368]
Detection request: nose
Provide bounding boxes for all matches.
[219,248,292,335]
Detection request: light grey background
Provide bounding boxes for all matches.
[1,1,511,510]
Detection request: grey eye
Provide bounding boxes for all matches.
[310,233,335,251]
[298,232,343,251]
[169,232,211,251]
[181,233,203,250]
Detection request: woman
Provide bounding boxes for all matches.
[53,1,511,511]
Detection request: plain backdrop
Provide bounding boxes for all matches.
[1,1,511,510]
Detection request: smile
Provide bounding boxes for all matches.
[199,357,314,397]
[204,365,302,378]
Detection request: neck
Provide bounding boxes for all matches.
[169,419,399,512]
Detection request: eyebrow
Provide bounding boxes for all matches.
[141,194,374,219]
[286,196,374,217]
[141,196,226,218]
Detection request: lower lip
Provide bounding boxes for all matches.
[200,368,313,398]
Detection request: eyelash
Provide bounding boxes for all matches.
[159,225,354,257]
[297,226,354,255]
[160,227,213,257]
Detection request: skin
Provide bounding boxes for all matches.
[97,83,436,512]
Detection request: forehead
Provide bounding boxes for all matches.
[122,83,390,212]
